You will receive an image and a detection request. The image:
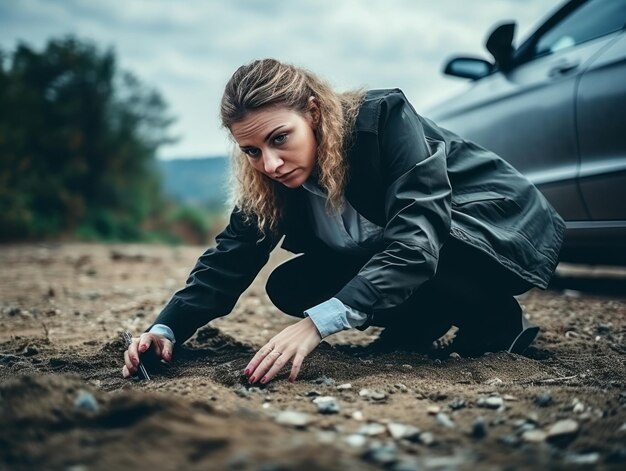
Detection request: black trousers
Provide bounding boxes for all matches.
[266,236,534,346]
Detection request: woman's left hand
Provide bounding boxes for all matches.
[244,316,322,384]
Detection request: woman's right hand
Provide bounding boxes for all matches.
[122,332,174,379]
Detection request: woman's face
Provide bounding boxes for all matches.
[230,100,319,188]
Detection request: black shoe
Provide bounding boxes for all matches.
[450,314,540,357]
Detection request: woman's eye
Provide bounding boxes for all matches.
[273,133,287,145]
[244,148,260,158]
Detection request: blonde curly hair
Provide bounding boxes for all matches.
[220,58,365,234]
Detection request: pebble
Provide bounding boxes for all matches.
[471,417,487,439]
[448,399,466,410]
[359,389,387,401]
[304,390,321,397]
[498,434,521,447]
[275,410,313,428]
[336,383,352,391]
[435,412,455,429]
[312,396,340,415]
[534,391,553,407]
[352,410,364,421]
[419,432,436,446]
[387,423,421,441]
[361,440,398,466]
[312,375,335,386]
[485,378,503,386]
[448,352,461,359]
[427,405,441,415]
[564,452,600,465]
[572,398,585,413]
[477,396,503,409]
[357,422,387,436]
[393,383,408,392]
[344,434,368,448]
[521,429,547,442]
[73,390,99,413]
[546,419,579,445]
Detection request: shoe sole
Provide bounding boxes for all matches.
[507,326,540,354]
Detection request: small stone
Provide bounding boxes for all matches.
[564,452,599,465]
[21,345,39,356]
[448,399,466,410]
[498,434,521,447]
[336,383,352,391]
[312,396,340,415]
[359,389,387,401]
[352,410,364,421]
[449,352,461,359]
[572,399,585,413]
[304,390,321,397]
[471,417,487,439]
[401,364,413,370]
[477,396,503,409]
[503,394,517,401]
[485,378,503,386]
[275,410,314,428]
[522,429,547,442]
[546,419,579,445]
[344,434,367,448]
[435,412,455,429]
[565,330,579,338]
[357,422,387,436]
[534,392,553,407]
[419,432,436,446]
[387,422,421,441]
[361,440,398,466]
[393,383,408,392]
[312,375,335,386]
[74,390,99,413]
[427,405,441,415]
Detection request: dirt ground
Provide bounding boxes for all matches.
[0,242,625,471]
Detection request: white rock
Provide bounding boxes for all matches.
[336,383,352,390]
[275,410,314,428]
[485,378,503,386]
[478,396,503,409]
[522,429,547,442]
[344,434,367,448]
[312,396,340,414]
[547,419,579,440]
[427,405,441,415]
[357,422,387,436]
[352,410,364,421]
[419,432,436,446]
[387,422,421,440]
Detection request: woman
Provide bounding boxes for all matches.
[122,58,565,385]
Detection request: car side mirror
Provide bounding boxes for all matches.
[486,21,516,71]
[443,57,493,80]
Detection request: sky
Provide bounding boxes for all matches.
[0,0,561,159]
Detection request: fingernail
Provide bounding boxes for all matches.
[244,368,250,376]
[260,377,267,384]
[249,376,255,383]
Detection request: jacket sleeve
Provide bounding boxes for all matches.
[147,207,279,345]
[335,92,452,324]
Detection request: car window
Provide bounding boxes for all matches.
[533,0,626,58]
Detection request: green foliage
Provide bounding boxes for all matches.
[0,35,181,242]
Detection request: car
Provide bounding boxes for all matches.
[426,0,626,265]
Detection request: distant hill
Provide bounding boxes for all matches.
[157,157,230,209]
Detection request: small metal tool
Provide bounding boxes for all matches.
[122,331,151,381]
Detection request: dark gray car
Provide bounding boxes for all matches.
[426,0,626,264]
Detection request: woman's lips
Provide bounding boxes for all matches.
[276,169,298,181]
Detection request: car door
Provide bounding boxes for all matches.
[576,31,626,221]
[430,0,620,222]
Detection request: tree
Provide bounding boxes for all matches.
[0,36,176,241]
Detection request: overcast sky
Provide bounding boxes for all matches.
[0,0,561,159]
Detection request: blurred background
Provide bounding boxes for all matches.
[0,0,576,245]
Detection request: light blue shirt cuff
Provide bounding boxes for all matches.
[303,297,368,339]
[149,324,176,344]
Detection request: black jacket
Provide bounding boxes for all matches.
[150,88,565,344]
